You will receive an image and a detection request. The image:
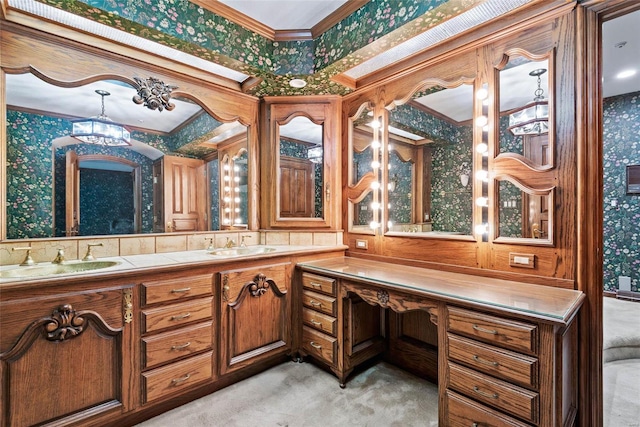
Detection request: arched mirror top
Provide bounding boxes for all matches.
[276,110,325,127]
[386,76,477,111]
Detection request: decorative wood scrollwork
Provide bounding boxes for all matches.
[132,76,178,111]
[222,274,230,302]
[44,304,86,341]
[123,289,133,324]
[250,273,270,297]
[376,290,390,306]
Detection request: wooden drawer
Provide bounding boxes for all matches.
[448,362,539,424]
[447,306,537,355]
[445,390,532,427]
[142,321,213,369]
[302,273,336,296]
[142,297,213,333]
[142,351,213,403]
[448,334,538,389]
[302,326,336,366]
[302,307,337,336]
[302,290,336,316]
[142,274,213,306]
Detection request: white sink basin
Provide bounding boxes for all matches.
[1,261,120,279]
[207,247,276,257]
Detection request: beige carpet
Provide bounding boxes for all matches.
[135,361,439,427]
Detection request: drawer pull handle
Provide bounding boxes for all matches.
[171,373,191,385]
[473,386,498,400]
[473,355,499,367]
[310,319,323,326]
[171,342,192,351]
[310,282,322,288]
[472,324,498,335]
[171,287,191,293]
[170,312,191,321]
[309,341,322,349]
[309,300,322,307]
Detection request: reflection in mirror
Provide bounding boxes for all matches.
[498,57,550,166]
[386,83,474,235]
[220,148,248,228]
[498,180,551,239]
[278,116,323,219]
[5,73,248,239]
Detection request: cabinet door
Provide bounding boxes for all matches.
[0,285,134,427]
[162,155,207,232]
[219,263,291,375]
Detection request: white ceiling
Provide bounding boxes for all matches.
[602,8,640,98]
[218,0,349,30]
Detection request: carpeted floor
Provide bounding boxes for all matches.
[135,361,439,427]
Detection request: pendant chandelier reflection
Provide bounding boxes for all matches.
[71,89,131,146]
[508,68,549,136]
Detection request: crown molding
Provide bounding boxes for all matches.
[195,0,370,41]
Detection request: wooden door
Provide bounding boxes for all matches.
[65,150,80,236]
[162,155,207,232]
[219,263,291,375]
[279,156,314,217]
[522,134,549,238]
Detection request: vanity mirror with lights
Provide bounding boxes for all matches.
[3,70,257,240]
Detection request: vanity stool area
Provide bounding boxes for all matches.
[296,257,585,427]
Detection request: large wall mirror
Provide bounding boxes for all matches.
[383,82,475,237]
[495,54,554,243]
[4,72,249,239]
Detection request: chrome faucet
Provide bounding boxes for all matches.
[205,238,214,251]
[12,247,35,266]
[224,237,236,248]
[52,248,66,264]
[83,243,103,261]
[240,235,251,248]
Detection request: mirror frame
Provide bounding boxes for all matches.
[261,95,341,230]
[1,24,260,241]
[492,49,556,246]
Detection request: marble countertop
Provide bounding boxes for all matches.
[0,245,346,287]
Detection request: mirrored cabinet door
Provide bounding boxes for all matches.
[494,52,555,244]
[262,96,341,229]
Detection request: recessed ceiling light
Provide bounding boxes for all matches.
[616,69,637,79]
[614,41,627,48]
[289,78,307,88]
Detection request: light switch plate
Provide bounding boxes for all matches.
[509,252,535,269]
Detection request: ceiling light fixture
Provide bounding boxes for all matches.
[289,78,307,88]
[508,68,548,136]
[616,69,637,79]
[71,90,131,146]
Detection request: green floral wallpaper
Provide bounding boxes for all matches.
[603,91,640,292]
[6,110,65,239]
[389,104,473,233]
[35,0,484,96]
[209,159,220,230]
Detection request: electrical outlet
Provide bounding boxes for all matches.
[355,239,368,249]
[619,276,631,291]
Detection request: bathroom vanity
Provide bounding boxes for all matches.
[297,257,585,427]
[0,246,344,427]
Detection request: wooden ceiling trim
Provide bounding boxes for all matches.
[310,0,370,39]
[193,0,275,39]
[196,0,369,41]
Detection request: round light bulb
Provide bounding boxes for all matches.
[476,143,488,154]
[476,170,489,182]
[476,115,488,127]
[369,221,379,229]
[475,223,489,235]
[371,140,381,149]
[371,181,381,190]
[476,87,488,100]
[371,202,380,210]
[371,160,380,169]
[476,197,489,207]
[370,120,380,129]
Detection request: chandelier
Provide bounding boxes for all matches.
[71,89,131,146]
[508,68,549,136]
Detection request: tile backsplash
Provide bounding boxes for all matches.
[0,231,344,266]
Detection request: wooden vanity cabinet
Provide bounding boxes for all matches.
[443,306,578,426]
[299,272,385,387]
[219,262,292,375]
[140,272,215,404]
[0,281,134,427]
